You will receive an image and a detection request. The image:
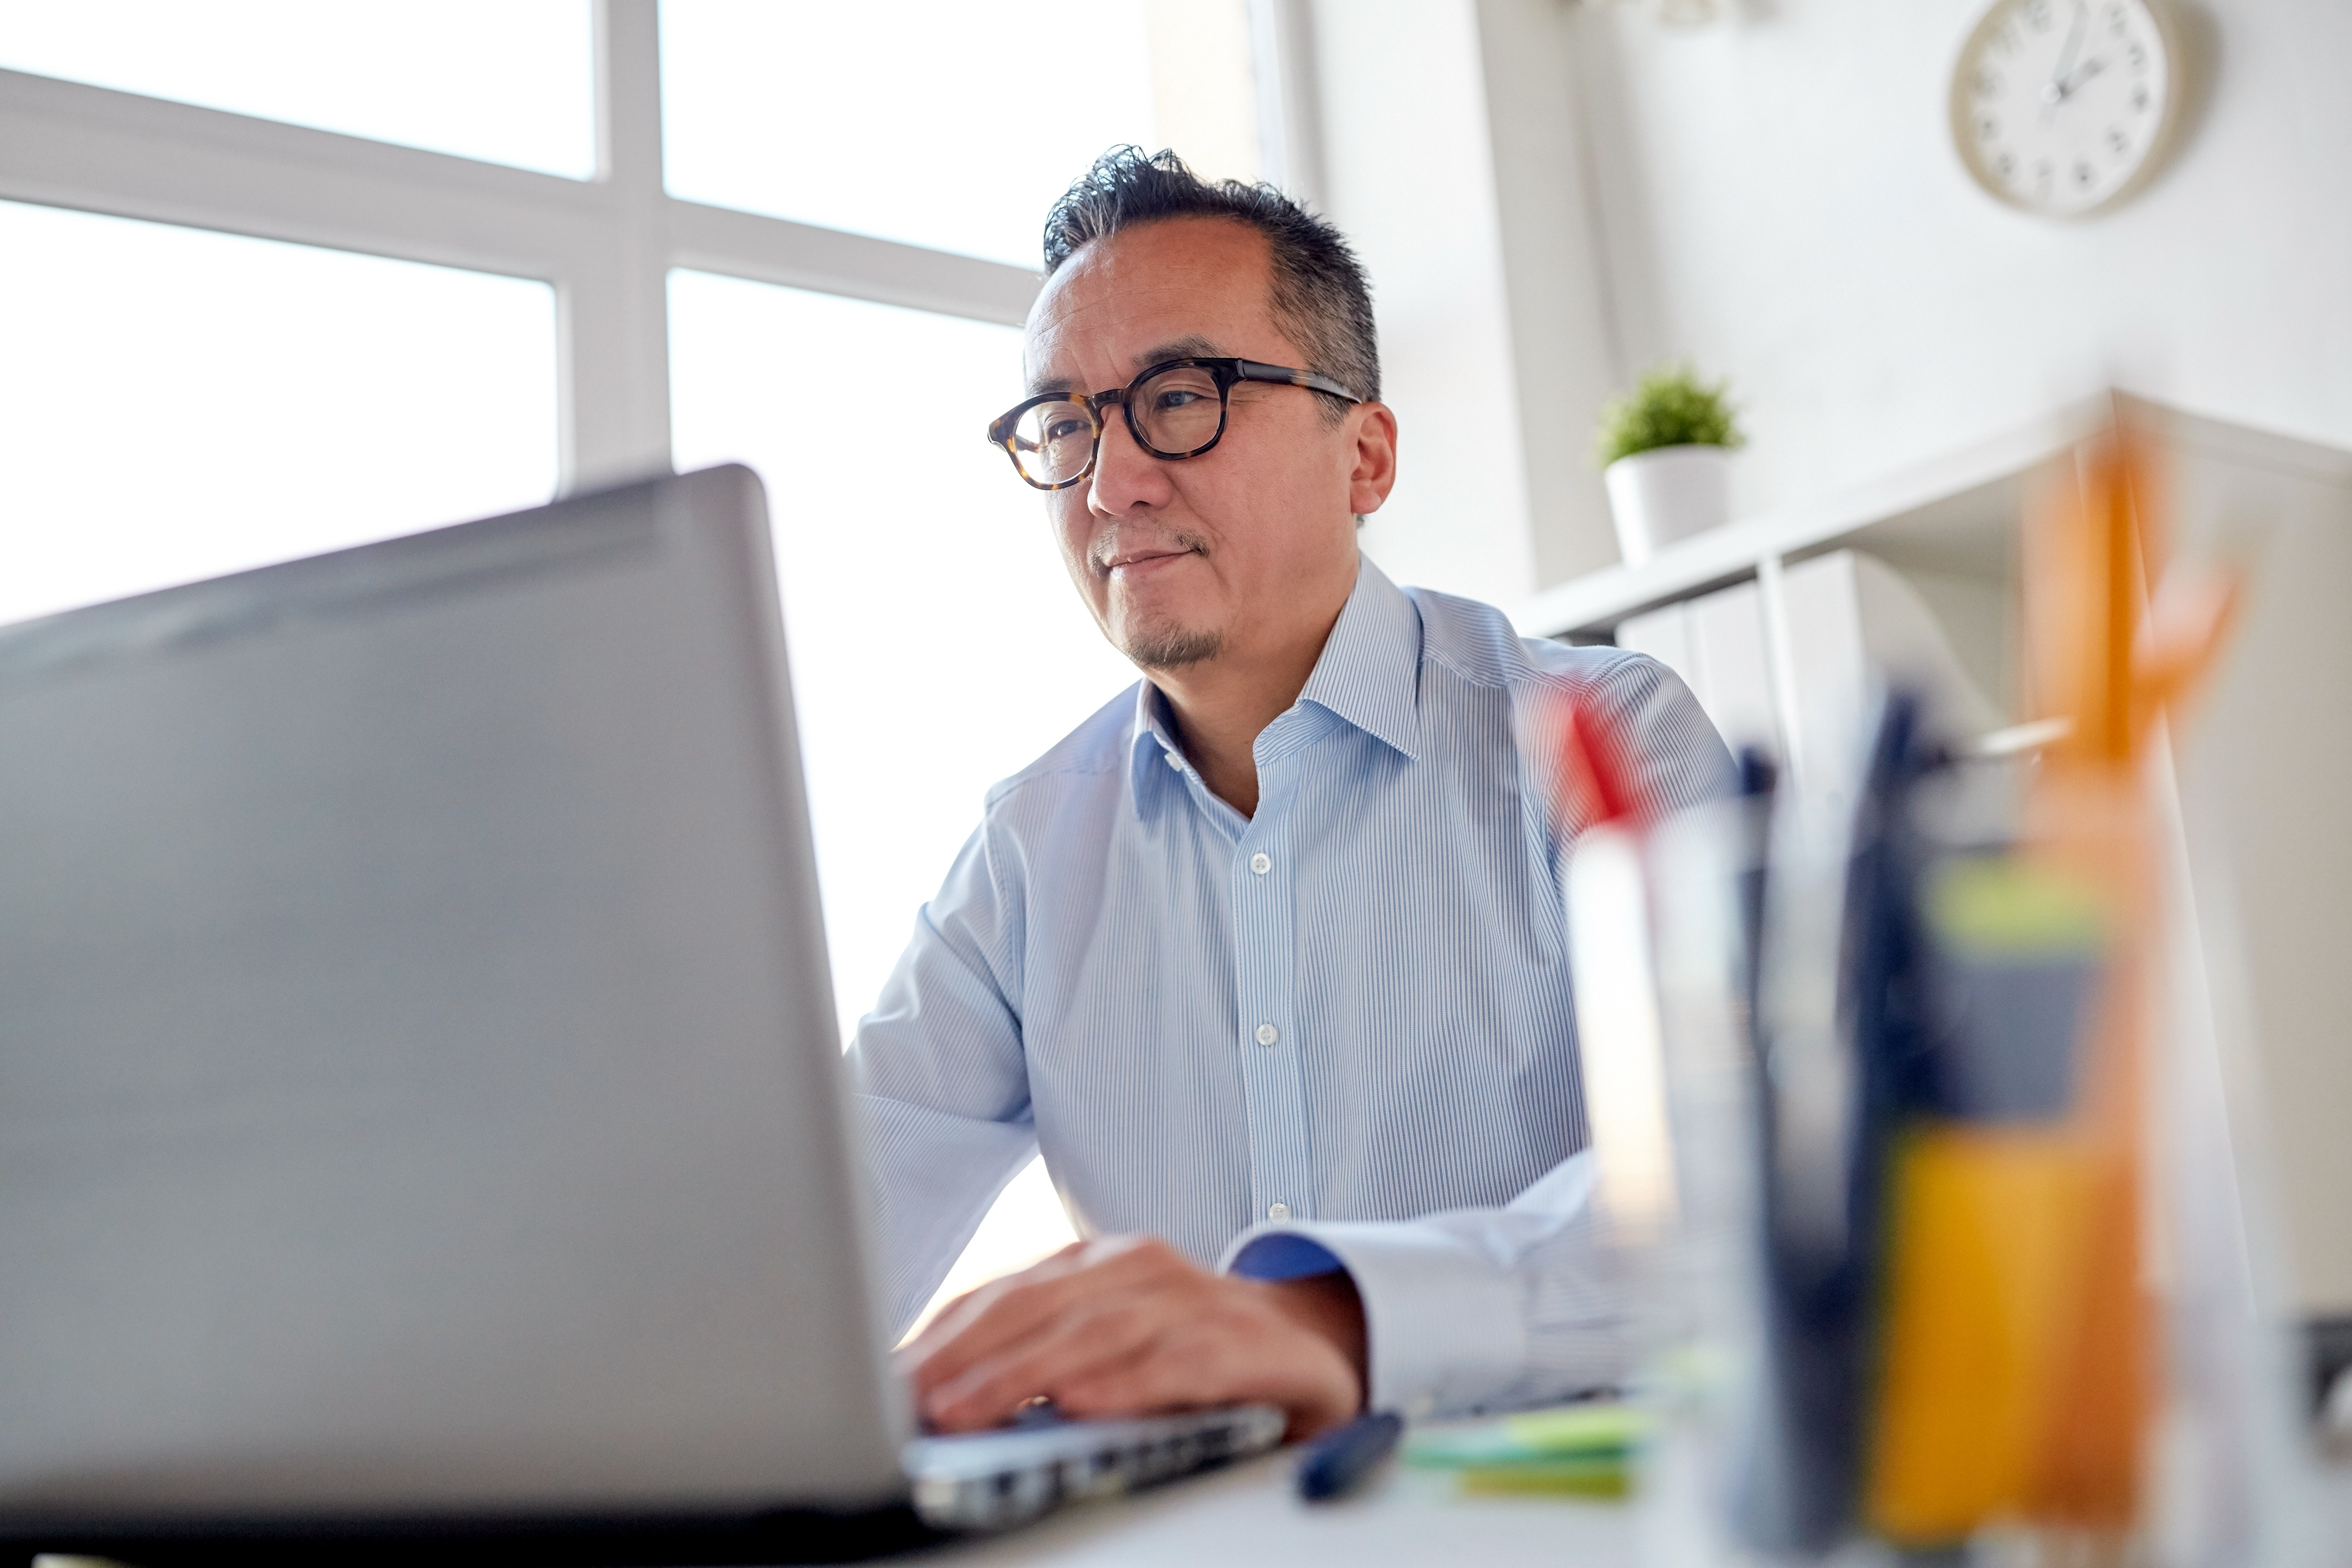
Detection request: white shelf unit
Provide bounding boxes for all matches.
[1508,396,2352,1323]
[1508,403,2094,795]
[1508,404,2073,647]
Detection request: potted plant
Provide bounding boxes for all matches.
[1593,364,1745,566]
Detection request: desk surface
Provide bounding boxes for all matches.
[926,1444,2352,1568]
[929,1449,1636,1568]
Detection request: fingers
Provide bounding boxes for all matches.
[904,1237,1183,1401]
[922,1291,1173,1431]
[1051,1310,1359,1439]
[901,1237,1365,1440]
[1053,1335,1355,1448]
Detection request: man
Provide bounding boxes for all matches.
[854,149,1730,1439]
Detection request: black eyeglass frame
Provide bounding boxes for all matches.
[987,357,1362,491]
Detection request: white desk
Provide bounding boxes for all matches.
[929,1449,1637,1568]
[926,1445,2352,1567]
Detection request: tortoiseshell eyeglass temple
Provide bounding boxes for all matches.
[986,357,1360,491]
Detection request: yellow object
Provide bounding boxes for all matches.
[1456,1462,1630,1500]
[1868,415,2238,1549]
[1864,1126,2095,1544]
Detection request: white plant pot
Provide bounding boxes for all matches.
[1603,444,1732,567]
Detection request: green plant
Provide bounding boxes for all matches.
[1592,363,1745,467]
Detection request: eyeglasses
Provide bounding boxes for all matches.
[987,357,1360,491]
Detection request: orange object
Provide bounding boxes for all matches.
[1864,409,2242,1549]
[1865,1126,2096,1544]
[2020,415,2233,1533]
[2016,423,2159,1533]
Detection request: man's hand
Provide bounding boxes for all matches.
[900,1234,1365,1441]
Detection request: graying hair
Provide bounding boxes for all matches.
[1041,147,1380,425]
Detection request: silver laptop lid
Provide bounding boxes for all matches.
[0,466,908,1519]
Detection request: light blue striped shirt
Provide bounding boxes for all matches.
[850,557,1731,1416]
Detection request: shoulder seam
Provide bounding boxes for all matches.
[983,749,1123,808]
[1414,588,1648,696]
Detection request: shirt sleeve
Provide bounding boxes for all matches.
[1222,1152,1627,1418]
[848,822,1040,1341]
[1555,642,1737,821]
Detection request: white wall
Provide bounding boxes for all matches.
[1308,0,1539,607]
[1301,0,1631,600]
[1574,0,2352,527]
[1475,0,1627,586]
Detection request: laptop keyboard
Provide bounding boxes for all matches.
[903,1405,1286,1531]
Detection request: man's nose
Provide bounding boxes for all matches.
[1087,404,1176,517]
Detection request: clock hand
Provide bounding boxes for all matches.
[2043,0,2091,107]
[2056,54,2107,97]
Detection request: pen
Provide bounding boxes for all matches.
[1296,1410,1402,1502]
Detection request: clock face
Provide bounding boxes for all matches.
[1951,0,2180,218]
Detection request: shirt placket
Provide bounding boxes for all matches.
[1232,735,1313,1228]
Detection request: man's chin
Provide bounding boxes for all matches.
[1116,621,1224,672]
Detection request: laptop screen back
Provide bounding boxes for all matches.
[0,467,906,1518]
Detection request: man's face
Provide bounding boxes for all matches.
[1021,218,1393,673]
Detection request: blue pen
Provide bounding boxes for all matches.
[1295,1410,1402,1502]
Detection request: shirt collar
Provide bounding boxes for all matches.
[1293,557,1423,764]
[1126,680,1189,811]
[1125,556,1424,816]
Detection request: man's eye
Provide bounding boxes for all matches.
[1044,418,1091,442]
[1153,389,1207,412]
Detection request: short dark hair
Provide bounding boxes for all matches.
[1041,147,1380,418]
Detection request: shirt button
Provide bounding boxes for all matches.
[1164,751,1183,771]
[1255,1022,1279,1047]
[1267,1202,1290,1222]
[1249,852,1271,875]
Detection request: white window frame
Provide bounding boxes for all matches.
[0,0,1043,494]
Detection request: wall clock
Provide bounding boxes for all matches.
[1950,0,2184,218]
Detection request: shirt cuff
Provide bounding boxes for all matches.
[1222,1217,1528,1419]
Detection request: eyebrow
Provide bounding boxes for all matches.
[1024,334,1229,397]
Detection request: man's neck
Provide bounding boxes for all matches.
[1151,597,1350,820]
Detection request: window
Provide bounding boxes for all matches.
[0,1,596,178]
[668,270,1136,1051]
[672,271,1135,1313]
[1,0,1272,1321]
[660,1,1160,267]
[0,201,557,625]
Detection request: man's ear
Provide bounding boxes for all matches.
[1346,402,1398,517]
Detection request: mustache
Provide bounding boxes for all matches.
[1088,527,1210,574]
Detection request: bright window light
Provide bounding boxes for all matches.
[667,269,1136,1051]
[0,1,596,179]
[0,201,558,627]
[670,272,1131,1306]
[659,0,1160,268]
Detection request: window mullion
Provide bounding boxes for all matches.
[563,0,673,494]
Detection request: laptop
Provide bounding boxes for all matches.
[0,467,1281,1563]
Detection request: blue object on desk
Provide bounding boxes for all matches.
[1297,1411,1402,1501]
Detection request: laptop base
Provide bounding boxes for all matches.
[0,1502,947,1566]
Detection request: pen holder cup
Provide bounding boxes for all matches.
[1602,709,2325,1567]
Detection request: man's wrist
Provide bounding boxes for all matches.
[1259,1269,1368,1411]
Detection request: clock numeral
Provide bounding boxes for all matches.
[1993,25,2019,55]
[2036,160,2055,189]
[1979,115,2000,142]
[2128,40,2147,69]
[1975,66,2002,98]
[2074,160,2096,187]
[2025,0,2053,32]
[2107,126,2130,156]
[2105,2,2126,33]
[2131,84,2150,111]
[1995,152,2017,180]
